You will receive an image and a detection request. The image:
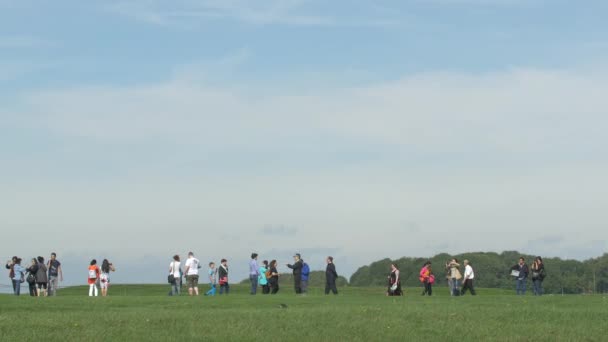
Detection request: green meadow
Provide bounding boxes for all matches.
[1,285,607,341]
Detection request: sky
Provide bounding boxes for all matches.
[1,0,608,287]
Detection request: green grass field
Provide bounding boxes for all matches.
[1,284,607,341]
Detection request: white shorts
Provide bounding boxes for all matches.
[100,274,110,289]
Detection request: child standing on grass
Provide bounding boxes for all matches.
[259,260,270,295]
[205,262,217,296]
[88,259,100,297]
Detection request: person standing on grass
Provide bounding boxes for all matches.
[287,253,304,294]
[26,258,39,296]
[35,256,48,297]
[269,260,280,294]
[511,257,529,295]
[531,256,546,296]
[449,258,462,296]
[169,255,182,296]
[387,263,402,296]
[184,252,200,296]
[47,252,63,296]
[325,256,338,295]
[300,260,310,295]
[445,260,453,296]
[218,259,230,295]
[205,262,217,296]
[11,258,26,296]
[100,259,116,297]
[88,259,100,297]
[259,260,270,295]
[5,256,18,294]
[249,253,260,295]
[461,260,476,296]
[419,261,433,296]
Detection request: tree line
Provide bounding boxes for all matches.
[349,251,608,294]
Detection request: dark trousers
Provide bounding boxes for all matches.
[461,279,476,295]
[325,278,338,295]
[270,281,279,294]
[262,284,270,294]
[219,283,230,295]
[28,283,37,296]
[422,282,432,296]
[294,275,302,294]
[12,279,21,296]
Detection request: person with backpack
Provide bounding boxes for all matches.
[511,257,529,295]
[88,259,100,297]
[259,260,270,295]
[11,258,27,296]
[300,260,310,294]
[461,259,476,296]
[419,261,434,296]
[47,252,63,296]
[205,262,217,296]
[325,256,338,295]
[531,256,546,296]
[100,259,115,297]
[287,253,304,294]
[218,259,229,295]
[268,260,280,294]
[35,256,48,297]
[26,258,39,296]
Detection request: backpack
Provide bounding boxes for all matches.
[302,263,310,276]
[88,268,97,279]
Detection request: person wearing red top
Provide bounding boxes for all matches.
[87,259,100,297]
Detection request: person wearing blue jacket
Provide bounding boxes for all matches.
[300,261,310,294]
[11,258,27,296]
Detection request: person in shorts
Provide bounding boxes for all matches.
[35,256,48,297]
[184,252,200,296]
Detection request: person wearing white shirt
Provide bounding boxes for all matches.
[168,255,182,296]
[184,252,200,296]
[461,259,476,296]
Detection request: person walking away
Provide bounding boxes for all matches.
[287,253,304,294]
[449,259,462,296]
[184,252,200,296]
[205,262,217,296]
[300,260,310,295]
[419,261,433,296]
[325,256,338,295]
[249,253,260,295]
[26,258,39,296]
[387,263,403,296]
[168,255,181,296]
[100,259,115,297]
[511,257,529,295]
[269,260,280,294]
[88,259,100,297]
[461,260,476,296]
[35,256,48,297]
[218,259,230,295]
[531,256,546,296]
[47,252,63,296]
[259,260,270,295]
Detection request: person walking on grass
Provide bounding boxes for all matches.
[419,261,434,296]
[511,257,529,295]
[300,260,310,295]
[184,252,200,296]
[387,263,403,296]
[35,256,48,297]
[100,259,115,297]
[325,256,338,295]
[259,260,270,295]
[287,253,304,294]
[88,259,100,297]
[531,256,546,296]
[461,260,476,296]
[47,252,63,296]
[449,258,462,296]
[249,253,260,295]
[168,255,182,296]
[269,260,280,294]
[26,258,39,296]
[218,259,229,295]
[205,262,217,296]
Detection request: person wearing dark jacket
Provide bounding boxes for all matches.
[531,256,546,296]
[511,257,529,295]
[26,258,39,297]
[286,253,303,294]
[325,256,338,295]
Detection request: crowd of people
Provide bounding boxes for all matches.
[386,256,547,297]
[166,252,340,297]
[5,252,547,297]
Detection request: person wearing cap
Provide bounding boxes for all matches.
[286,253,303,294]
[249,253,260,295]
[325,256,339,295]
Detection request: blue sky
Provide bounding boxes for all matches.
[1,0,608,286]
